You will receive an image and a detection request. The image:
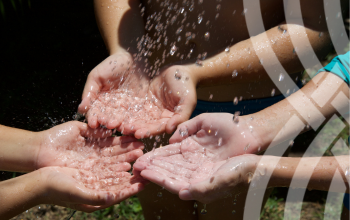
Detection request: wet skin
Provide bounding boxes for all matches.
[85,0,347,219]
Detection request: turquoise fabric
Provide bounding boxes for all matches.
[316,52,350,85]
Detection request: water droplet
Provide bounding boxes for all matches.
[156,216,161,220]
[233,97,238,105]
[198,15,203,24]
[189,4,194,11]
[215,13,219,19]
[176,26,184,35]
[194,202,198,208]
[204,32,210,41]
[337,12,341,18]
[218,137,222,146]
[198,0,203,4]
[216,4,221,11]
[179,128,188,137]
[225,47,230,52]
[246,172,253,183]
[345,167,350,177]
[289,140,294,147]
[202,52,207,59]
[232,210,236,214]
[200,209,207,215]
[319,32,323,37]
[232,70,238,78]
[232,111,240,123]
[177,36,182,42]
[209,94,213,100]
[174,70,181,80]
[170,45,177,56]
[157,192,162,197]
[241,8,248,15]
[278,73,284,82]
[193,210,196,215]
[259,59,263,64]
[196,59,203,66]
[271,89,275,96]
[164,37,168,45]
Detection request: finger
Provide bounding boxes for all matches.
[140,169,189,194]
[113,182,145,204]
[153,156,199,171]
[165,96,197,134]
[149,159,194,178]
[105,149,143,163]
[80,126,112,139]
[134,144,181,164]
[67,188,116,206]
[100,140,144,156]
[169,114,205,144]
[86,110,100,129]
[123,119,168,138]
[78,70,100,114]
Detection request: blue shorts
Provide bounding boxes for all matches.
[344,194,349,210]
[190,95,286,118]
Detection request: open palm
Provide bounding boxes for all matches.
[36,121,144,173]
[122,65,197,138]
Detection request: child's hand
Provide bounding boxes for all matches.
[78,52,150,129]
[36,121,144,171]
[40,166,145,212]
[170,113,262,158]
[133,138,260,204]
[122,65,197,138]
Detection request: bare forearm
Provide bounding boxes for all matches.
[187,24,331,86]
[94,0,144,54]
[267,155,349,193]
[0,125,39,172]
[247,72,349,151]
[0,171,44,219]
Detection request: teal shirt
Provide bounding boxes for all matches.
[316,52,350,85]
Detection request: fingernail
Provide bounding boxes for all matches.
[179,190,193,200]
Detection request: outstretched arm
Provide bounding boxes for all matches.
[0,125,39,172]
[0,166,145,219]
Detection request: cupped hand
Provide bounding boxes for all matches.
[170,113,262,158]
[41,166,145,212]
[122,65,197,138]
[78,52,150,129]
[36,121,144,171]
[133,137,263,204]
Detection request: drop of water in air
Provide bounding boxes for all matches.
[194,202,198,208]
[218,138,222,146]
[198,15,203,24]
[200,209,207,215]
[271,88,275,96]
[232,210,236,214]
[279,73,284,81]
[157,192,162,197]
[204,32,210,41]
[232,70,238,78]
[170,45,177,56]
[225,47,230,52]
[233,97,238,105]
